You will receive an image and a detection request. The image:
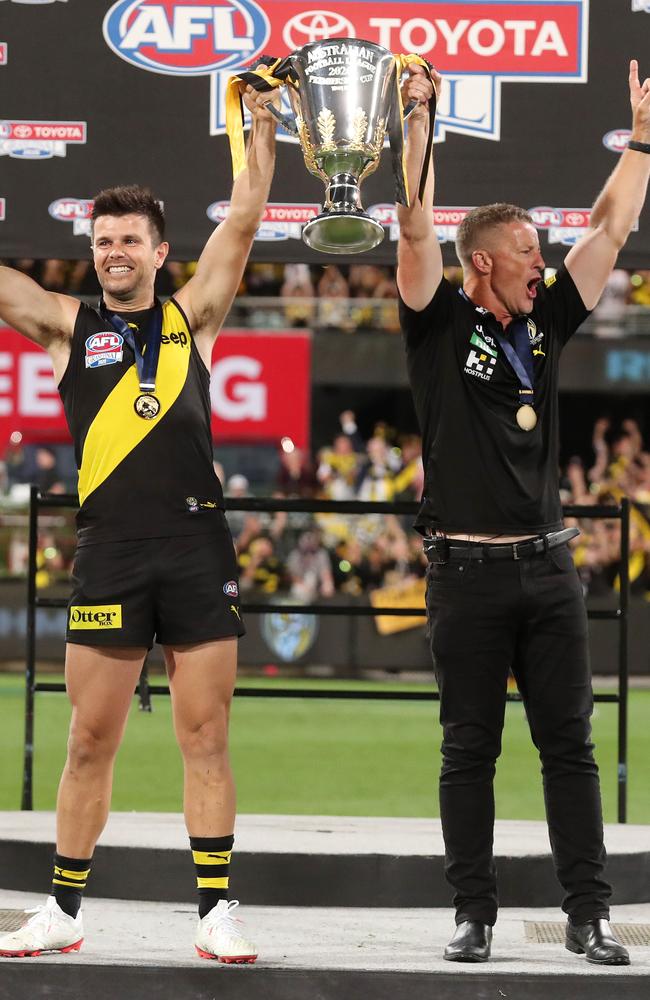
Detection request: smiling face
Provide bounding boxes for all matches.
[471,221,545,323]
[91,213,169,307]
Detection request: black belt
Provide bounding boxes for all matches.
[424,527,579,564]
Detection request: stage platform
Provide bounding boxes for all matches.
[0,890,649,1000]
[1,812,649,907]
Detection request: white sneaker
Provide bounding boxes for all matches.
[194,899,257,963]
[0,896,83,958]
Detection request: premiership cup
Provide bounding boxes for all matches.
[267,38,409,254]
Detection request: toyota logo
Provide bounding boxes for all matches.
[282,10,355,49]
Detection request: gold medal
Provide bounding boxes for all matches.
[516,404,537,431]
[134,393,161,420]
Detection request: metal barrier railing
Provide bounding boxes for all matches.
[22,487,631,820]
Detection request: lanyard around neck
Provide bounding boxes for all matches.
[99,299,163,391]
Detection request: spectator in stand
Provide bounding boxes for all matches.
[238,534,286,594]
[316,265,355,332]
[629,269,650,306]
[244,262,284,296]
[281,263,314,328]
[392,434,425,503]
[590,269,631,337]
[317,411,364,501]
[286,528,335,602]
[223,473,252,542]
[275,446,318,498]
[356,436,399,502]
[40,260,69,293]
[34,446,66,494]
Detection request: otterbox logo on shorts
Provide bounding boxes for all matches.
[69,605,122,629]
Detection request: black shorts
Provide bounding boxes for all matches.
[66,525,245,648]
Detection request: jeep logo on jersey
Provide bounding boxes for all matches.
[103,0,269,76]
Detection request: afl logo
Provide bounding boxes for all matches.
[49,198,93,221]
[602,129,632,154]
[223,580,239,597]
[86,332,123,353]
[103,0,270,76]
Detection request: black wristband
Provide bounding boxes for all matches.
[627,139,650,154]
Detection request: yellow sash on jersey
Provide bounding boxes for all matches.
[77,300,191,506]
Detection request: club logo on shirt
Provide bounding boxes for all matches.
[85,331,124,368]
[527,319,545,356]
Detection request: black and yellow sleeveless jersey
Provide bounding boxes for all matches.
[59,298,224,546]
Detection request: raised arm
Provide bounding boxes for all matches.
[175,83,277,357]
[565,59,650,309]
[396,64,443,312]
[0,266,79,380]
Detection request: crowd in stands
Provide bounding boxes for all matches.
[3,259,650,335]
[0,411,649,603]
[561,418,650,600]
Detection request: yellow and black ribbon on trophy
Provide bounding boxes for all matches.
[225,55,293,178]
[225,52,436,208]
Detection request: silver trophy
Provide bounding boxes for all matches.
[267,39,409,254]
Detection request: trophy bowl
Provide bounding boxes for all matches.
[280,38,400,254]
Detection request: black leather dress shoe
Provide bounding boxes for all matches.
[443,920,492,962]
[565,919,630,965]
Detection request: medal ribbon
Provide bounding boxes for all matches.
[492,318,535,408]
[99,299,163,392]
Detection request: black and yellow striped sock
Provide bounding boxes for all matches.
[190,835,234,918]
[52,853,92,918]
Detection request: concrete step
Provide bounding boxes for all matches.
[1,812,649,907]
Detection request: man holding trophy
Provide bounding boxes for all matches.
[397,59,650,965]
[0,79,278,963]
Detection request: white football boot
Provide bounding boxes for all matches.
[0,896,83,957]
[194,899,257,963]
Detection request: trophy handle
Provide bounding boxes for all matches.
[403,100,418,119]
[263,102,299,137]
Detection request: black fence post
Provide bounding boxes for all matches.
[21,484,40,810]
[617,498,630,823]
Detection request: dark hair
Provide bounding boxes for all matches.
[455,203,534,269]
[91,185,165,244]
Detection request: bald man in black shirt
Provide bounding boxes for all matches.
[398,59,650,965]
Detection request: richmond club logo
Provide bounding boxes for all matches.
[103,0,269,76]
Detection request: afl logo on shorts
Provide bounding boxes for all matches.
[223,580,239,598]
[85,331,124,368]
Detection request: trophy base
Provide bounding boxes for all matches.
[302,211,385,255]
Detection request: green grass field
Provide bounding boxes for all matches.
[0,674,648,823]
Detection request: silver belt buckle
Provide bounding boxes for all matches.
[512,542,520,561]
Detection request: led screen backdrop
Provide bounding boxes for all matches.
[0,0,649,267]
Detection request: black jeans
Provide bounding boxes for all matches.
[426,542,611,926]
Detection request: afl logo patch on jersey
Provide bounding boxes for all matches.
[223,580,239,598]
[85,331,124,368]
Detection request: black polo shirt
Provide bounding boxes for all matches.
[399,265,589,535]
